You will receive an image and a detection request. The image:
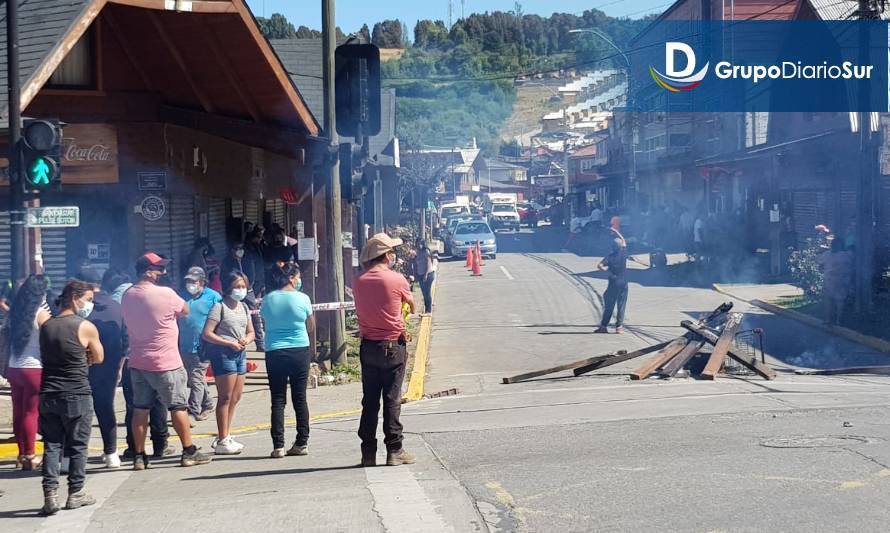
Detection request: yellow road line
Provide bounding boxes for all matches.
[403,314,432,402]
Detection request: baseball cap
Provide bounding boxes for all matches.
[135,252,171,273]
[184,266,207,281]
[358,233,404,264]
[76,268,102,286]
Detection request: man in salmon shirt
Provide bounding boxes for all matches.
[353,233,416,468]
[121,253,212,470]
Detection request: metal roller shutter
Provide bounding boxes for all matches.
[268,199,286,227]
[41,228,68,283]
[170,196,195,280]
[231,200,244,219]
[244,200,260,225]
[0,212,10,281]
[209,197,227,253]
[793,191,833,246]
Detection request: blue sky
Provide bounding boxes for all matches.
[245,1,670,36]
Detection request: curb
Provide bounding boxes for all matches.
[712,283,890,355]
[403,278,438,403]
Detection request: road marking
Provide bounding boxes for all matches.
[366,465,452,532]
[499,266,515,280]
[485,480,529,529]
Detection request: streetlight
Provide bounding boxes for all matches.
[569,28,637,209]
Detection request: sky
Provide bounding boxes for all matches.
[245,0,671,36]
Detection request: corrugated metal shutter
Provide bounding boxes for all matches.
[144,194,173,272]
[41,228,68,283]
[268,199,285,227]
[793,191,833,247]
[209,198,227,252]
[244,200,260,225]
[0,212,10,281]
[170,196,195,280]
[231,200,244,219]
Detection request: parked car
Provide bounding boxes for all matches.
[517,202,547,228]
[451,221,497,259]
[488,204,521,232]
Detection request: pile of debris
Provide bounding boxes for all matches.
[503,303,775,384]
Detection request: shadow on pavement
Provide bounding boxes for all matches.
[183,463,361,481]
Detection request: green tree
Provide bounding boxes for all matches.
[257,13,296,39]
[414,20,449,49]
[372,19,406,48]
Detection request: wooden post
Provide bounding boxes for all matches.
[681,320,776,380]
[629,337,690,380]
[700,312,743,380]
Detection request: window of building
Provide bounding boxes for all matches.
[48,29,95,88]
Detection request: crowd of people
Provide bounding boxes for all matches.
[0,228,419,516]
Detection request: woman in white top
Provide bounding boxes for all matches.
[1,275,52,470]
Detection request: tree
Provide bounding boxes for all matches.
[371,19,405,48]
[257,13,296,39]
[414,20,449,49]
[359,24,371,43]
[295,25,321,39]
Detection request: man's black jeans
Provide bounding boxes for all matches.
[121,362,168,452]
[266,347,311,449]
[420,273,435,313]
[39,394,93,493]
[358,338,407,455]
[600,281,629,328]
[88,361,120,455]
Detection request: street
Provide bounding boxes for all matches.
[4,230,890,532]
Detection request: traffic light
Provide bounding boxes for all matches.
[335,43,381,138]
[21,118,62,193]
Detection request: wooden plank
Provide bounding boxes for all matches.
[102,9,156,91]
[681,320,776,380]
[106,0,238,12]
[502,351,638,384]
[630,337,690,381]
[794,366,890,376]
[700,313,743,380]
[148,10,216,114]
[660,338,706,377]
[572,341,671,377]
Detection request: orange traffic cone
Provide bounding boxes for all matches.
[475,241,485,266]
[465,246,473,269]
[471,246,483,277]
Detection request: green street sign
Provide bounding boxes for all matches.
[26,156,56,187]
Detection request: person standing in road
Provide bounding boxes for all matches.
[693,213,705,260]
[595,234,629,334]
[38,280,104,515]
[817,237,854,326]
[414,240,435,314]
[1,275,52,470]
[222,241,265,351]
[354,233,417,467]
[261,263,315,458]
[121,253,212,469]
[202,272,254,455]
[179,267,221,423]
[79,269,127,469]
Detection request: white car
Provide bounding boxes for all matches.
[488,204,521,232]
[451,221,497,259]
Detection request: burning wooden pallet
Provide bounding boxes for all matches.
[502,302,775,384]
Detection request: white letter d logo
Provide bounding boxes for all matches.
[666,42,696,78]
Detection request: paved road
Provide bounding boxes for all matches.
[4,227,890,532]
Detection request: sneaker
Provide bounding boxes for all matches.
[133,453,150,471]
[65,490,96,510]
[230,437,245,451]
[214,437,242,455]
[152,444,176,458]
[103,452,121,469]
[41,489,60,516]
[286,442,308,456]
[210,437,218,449]
[614,326,625,334]
[386,449,416,466]
[180,447,213,467]
[270,448,286,459]
[594,326,609,334]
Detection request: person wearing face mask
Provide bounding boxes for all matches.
[121,253,212,469]
[202,272,254,454]
[353,233,417,467]
[178,267,222,423]
[38,280,104,515]
[222,241,265,351]
[260,263,315,458]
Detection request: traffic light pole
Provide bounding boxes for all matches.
[7,0,26,282]
[322,0,347,366]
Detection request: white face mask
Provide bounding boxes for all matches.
[76,300,94,318]
[230,288,248,301]
[185,283,201,296]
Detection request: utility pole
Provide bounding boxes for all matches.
[855,0,878,312]
[322,0,347,365]
[7,0,25,282]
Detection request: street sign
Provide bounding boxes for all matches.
[137,171,167,191]
[25,206,80,228]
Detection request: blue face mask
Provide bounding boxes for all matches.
[295,279,303,291]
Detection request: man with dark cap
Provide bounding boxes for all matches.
[353,233,416,467]
[179,266,221,422]
[121,253,211,469]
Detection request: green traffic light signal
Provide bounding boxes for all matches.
[26,155,55,187]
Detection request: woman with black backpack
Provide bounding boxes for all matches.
[202,272,254,455]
